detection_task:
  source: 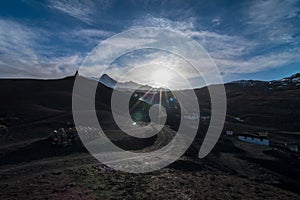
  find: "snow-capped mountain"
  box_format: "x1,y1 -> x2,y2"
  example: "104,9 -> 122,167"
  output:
99,72 -> 300,91
99,74 -> 154,91
230,73 -> 300,90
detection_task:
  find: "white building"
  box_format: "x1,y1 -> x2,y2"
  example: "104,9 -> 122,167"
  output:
286,144 -> 299,152
226,130 -> 234,136
238,135 -> 269,146
292,77 -> 300,83
235,117 -> 243,122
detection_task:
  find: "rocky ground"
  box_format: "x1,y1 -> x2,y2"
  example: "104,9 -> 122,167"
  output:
1,132 -> 300,200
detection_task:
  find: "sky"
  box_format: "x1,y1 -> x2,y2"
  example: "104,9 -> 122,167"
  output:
0,0 -> 299,86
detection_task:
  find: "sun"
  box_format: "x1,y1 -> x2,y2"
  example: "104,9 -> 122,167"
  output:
151,68 -> 173,88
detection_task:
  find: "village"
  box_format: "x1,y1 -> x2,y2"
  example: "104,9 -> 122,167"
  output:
47,120 -> 300,164
224,129 -> 300,161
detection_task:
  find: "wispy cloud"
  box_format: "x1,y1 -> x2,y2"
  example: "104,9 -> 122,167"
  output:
61,28 -> 115,46
47,0 -> 95,24
247,0 -> 299,25
129,14 -> 300,79
39,55 -> 82,77
246,0 -> 300,43
46,0 -> 113,24
0,19 -> 82,78
0,19 -> 40,76
130,14 -> 195,31
216,49 -> 300,74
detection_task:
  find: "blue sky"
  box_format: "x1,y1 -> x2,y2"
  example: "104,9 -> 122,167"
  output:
0,0 -> 299,84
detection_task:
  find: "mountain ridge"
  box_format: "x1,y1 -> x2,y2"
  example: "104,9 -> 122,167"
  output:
99,72 -> 300,91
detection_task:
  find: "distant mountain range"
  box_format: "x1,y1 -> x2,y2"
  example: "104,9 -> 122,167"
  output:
99,73 -> 300,91
231,73 -> 300,91
99,74 -> 154,91
0,72 -> 299,135
96,72 -> 300,131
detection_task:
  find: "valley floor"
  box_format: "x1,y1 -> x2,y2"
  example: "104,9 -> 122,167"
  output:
1,133 -> 300,200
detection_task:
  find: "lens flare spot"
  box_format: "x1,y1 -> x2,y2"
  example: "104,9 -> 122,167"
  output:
133,112 -> 143,121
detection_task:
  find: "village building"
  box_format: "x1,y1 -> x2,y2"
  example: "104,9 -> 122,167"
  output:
237,132 -> 269,146
275,143 -> 299,152
287,144 -> 299,152
235,117 -> 243,122
225,130 -> 234,136
49,127 -> 79,147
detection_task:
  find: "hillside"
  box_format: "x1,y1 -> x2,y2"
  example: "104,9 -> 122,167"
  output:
0,73 -> 299,145
0,73 -> 300,199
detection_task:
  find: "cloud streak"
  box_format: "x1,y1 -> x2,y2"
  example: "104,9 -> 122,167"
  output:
0,19 -> 82,78
46,0 -> 113,24
47,0 -> 96,24
245,0 -> 300,44
130,14 -> 300,80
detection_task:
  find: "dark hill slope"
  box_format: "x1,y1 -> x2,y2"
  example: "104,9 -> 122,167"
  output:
0,74 -> 299,146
